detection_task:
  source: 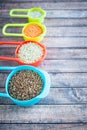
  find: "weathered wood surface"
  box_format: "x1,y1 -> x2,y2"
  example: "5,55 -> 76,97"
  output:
1,0 -> 87,2
0,124 -> 87,130
1,10 -> 87,18
1,60 -> 87,72
1,124 -> 87,130
0,37 -> 87,47
0,105 -> 87,123
1,2 -> 87,9
1,1 -> 87,130
1,18 -> 87,27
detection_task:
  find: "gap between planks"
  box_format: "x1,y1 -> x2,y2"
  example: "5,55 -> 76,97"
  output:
0,123 -> 87,130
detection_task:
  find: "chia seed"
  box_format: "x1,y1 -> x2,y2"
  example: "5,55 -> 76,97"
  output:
8,70 -> 43,100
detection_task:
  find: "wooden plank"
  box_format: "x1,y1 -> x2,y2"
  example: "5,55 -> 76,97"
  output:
1,27 -> 87,37
47,48 -> 87,59
1,10 -> 87,18
1,60 -> 87,72
0,105 -> 87,123
1,2 -> 87,9
1,47 -> 87,59
0,88 -> 87,105
43,37 -> 87,48
0,38 -> 87,48
47,27 -> 87,37
0,60 -> 18,66
0,124 -> 87,130
1,72 -> 87,88
40,60 -> 87,72
50,73 -> 87,87
1,0 -> 87,2
1,18 -> 87,26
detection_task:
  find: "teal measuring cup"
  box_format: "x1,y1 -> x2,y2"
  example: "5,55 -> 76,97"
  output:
0,65 -> 51,107
10,8 -> 46,23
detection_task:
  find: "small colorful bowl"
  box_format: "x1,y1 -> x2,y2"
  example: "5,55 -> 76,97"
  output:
0,40 -> 47,66
0,65 -> 51,107
10,7 -> 46,23
2,22 -> 46,42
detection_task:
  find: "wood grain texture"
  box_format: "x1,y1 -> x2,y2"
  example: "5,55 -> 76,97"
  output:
0,124 -> 87,130
1,60 -> 87,72
40,60 -> 87,72
1,18 -> 87,26
0,0 -> 87,128
0,38 -> 87,48
1,0 -> 87,2
0,88 -> 87,105
1,10 -> 87,18
1,2 -> 87,9
0,105 -> 87,123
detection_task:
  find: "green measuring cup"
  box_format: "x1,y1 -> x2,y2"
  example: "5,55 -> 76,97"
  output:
10,7 -> 46,23
2,22 -> 46,42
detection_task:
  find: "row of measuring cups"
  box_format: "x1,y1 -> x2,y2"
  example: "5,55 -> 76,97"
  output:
2,8 -> 46,42
0,8 -> 51,107
2,8 -> 47,67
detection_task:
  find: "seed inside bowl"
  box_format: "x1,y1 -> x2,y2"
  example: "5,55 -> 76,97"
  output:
29,11 -> 42,18
24,24 -> 43,37
8,70 -> 43,100
18,42 -> 43,63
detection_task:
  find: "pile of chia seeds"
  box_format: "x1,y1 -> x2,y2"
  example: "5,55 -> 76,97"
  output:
8,70 -> 43,100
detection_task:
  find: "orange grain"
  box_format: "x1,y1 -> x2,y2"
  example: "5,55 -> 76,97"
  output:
24,24 -> 43,37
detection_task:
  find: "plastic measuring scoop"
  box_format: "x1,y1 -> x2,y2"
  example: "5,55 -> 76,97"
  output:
10,8 -> 46,23
2,22 -> 46,42
0,40 -> 47,66
0,65 -> 51,106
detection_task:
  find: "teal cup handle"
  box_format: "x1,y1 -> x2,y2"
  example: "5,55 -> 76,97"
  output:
0,66 -> 16,98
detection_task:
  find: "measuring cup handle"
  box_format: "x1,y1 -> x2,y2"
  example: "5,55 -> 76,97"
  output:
2,23 -> 26,36
0,66 -> 16,71
0,93 -> 9,98
0,66 -> 16,98
0,41 -> 21,45
39,70 -> 51,98
0,56 -> 19,62
10,9 -> 29,18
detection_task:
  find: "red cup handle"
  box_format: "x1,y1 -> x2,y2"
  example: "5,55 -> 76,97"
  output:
0,41 -> 21,45
0,56 -> 19,62
0,41 -> 21,62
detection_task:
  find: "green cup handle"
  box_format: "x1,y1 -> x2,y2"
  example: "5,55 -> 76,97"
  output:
10,9 -> 29,18
2,23 -> 26,36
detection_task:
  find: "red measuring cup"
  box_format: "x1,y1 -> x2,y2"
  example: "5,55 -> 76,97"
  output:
0,41 -> 47,66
